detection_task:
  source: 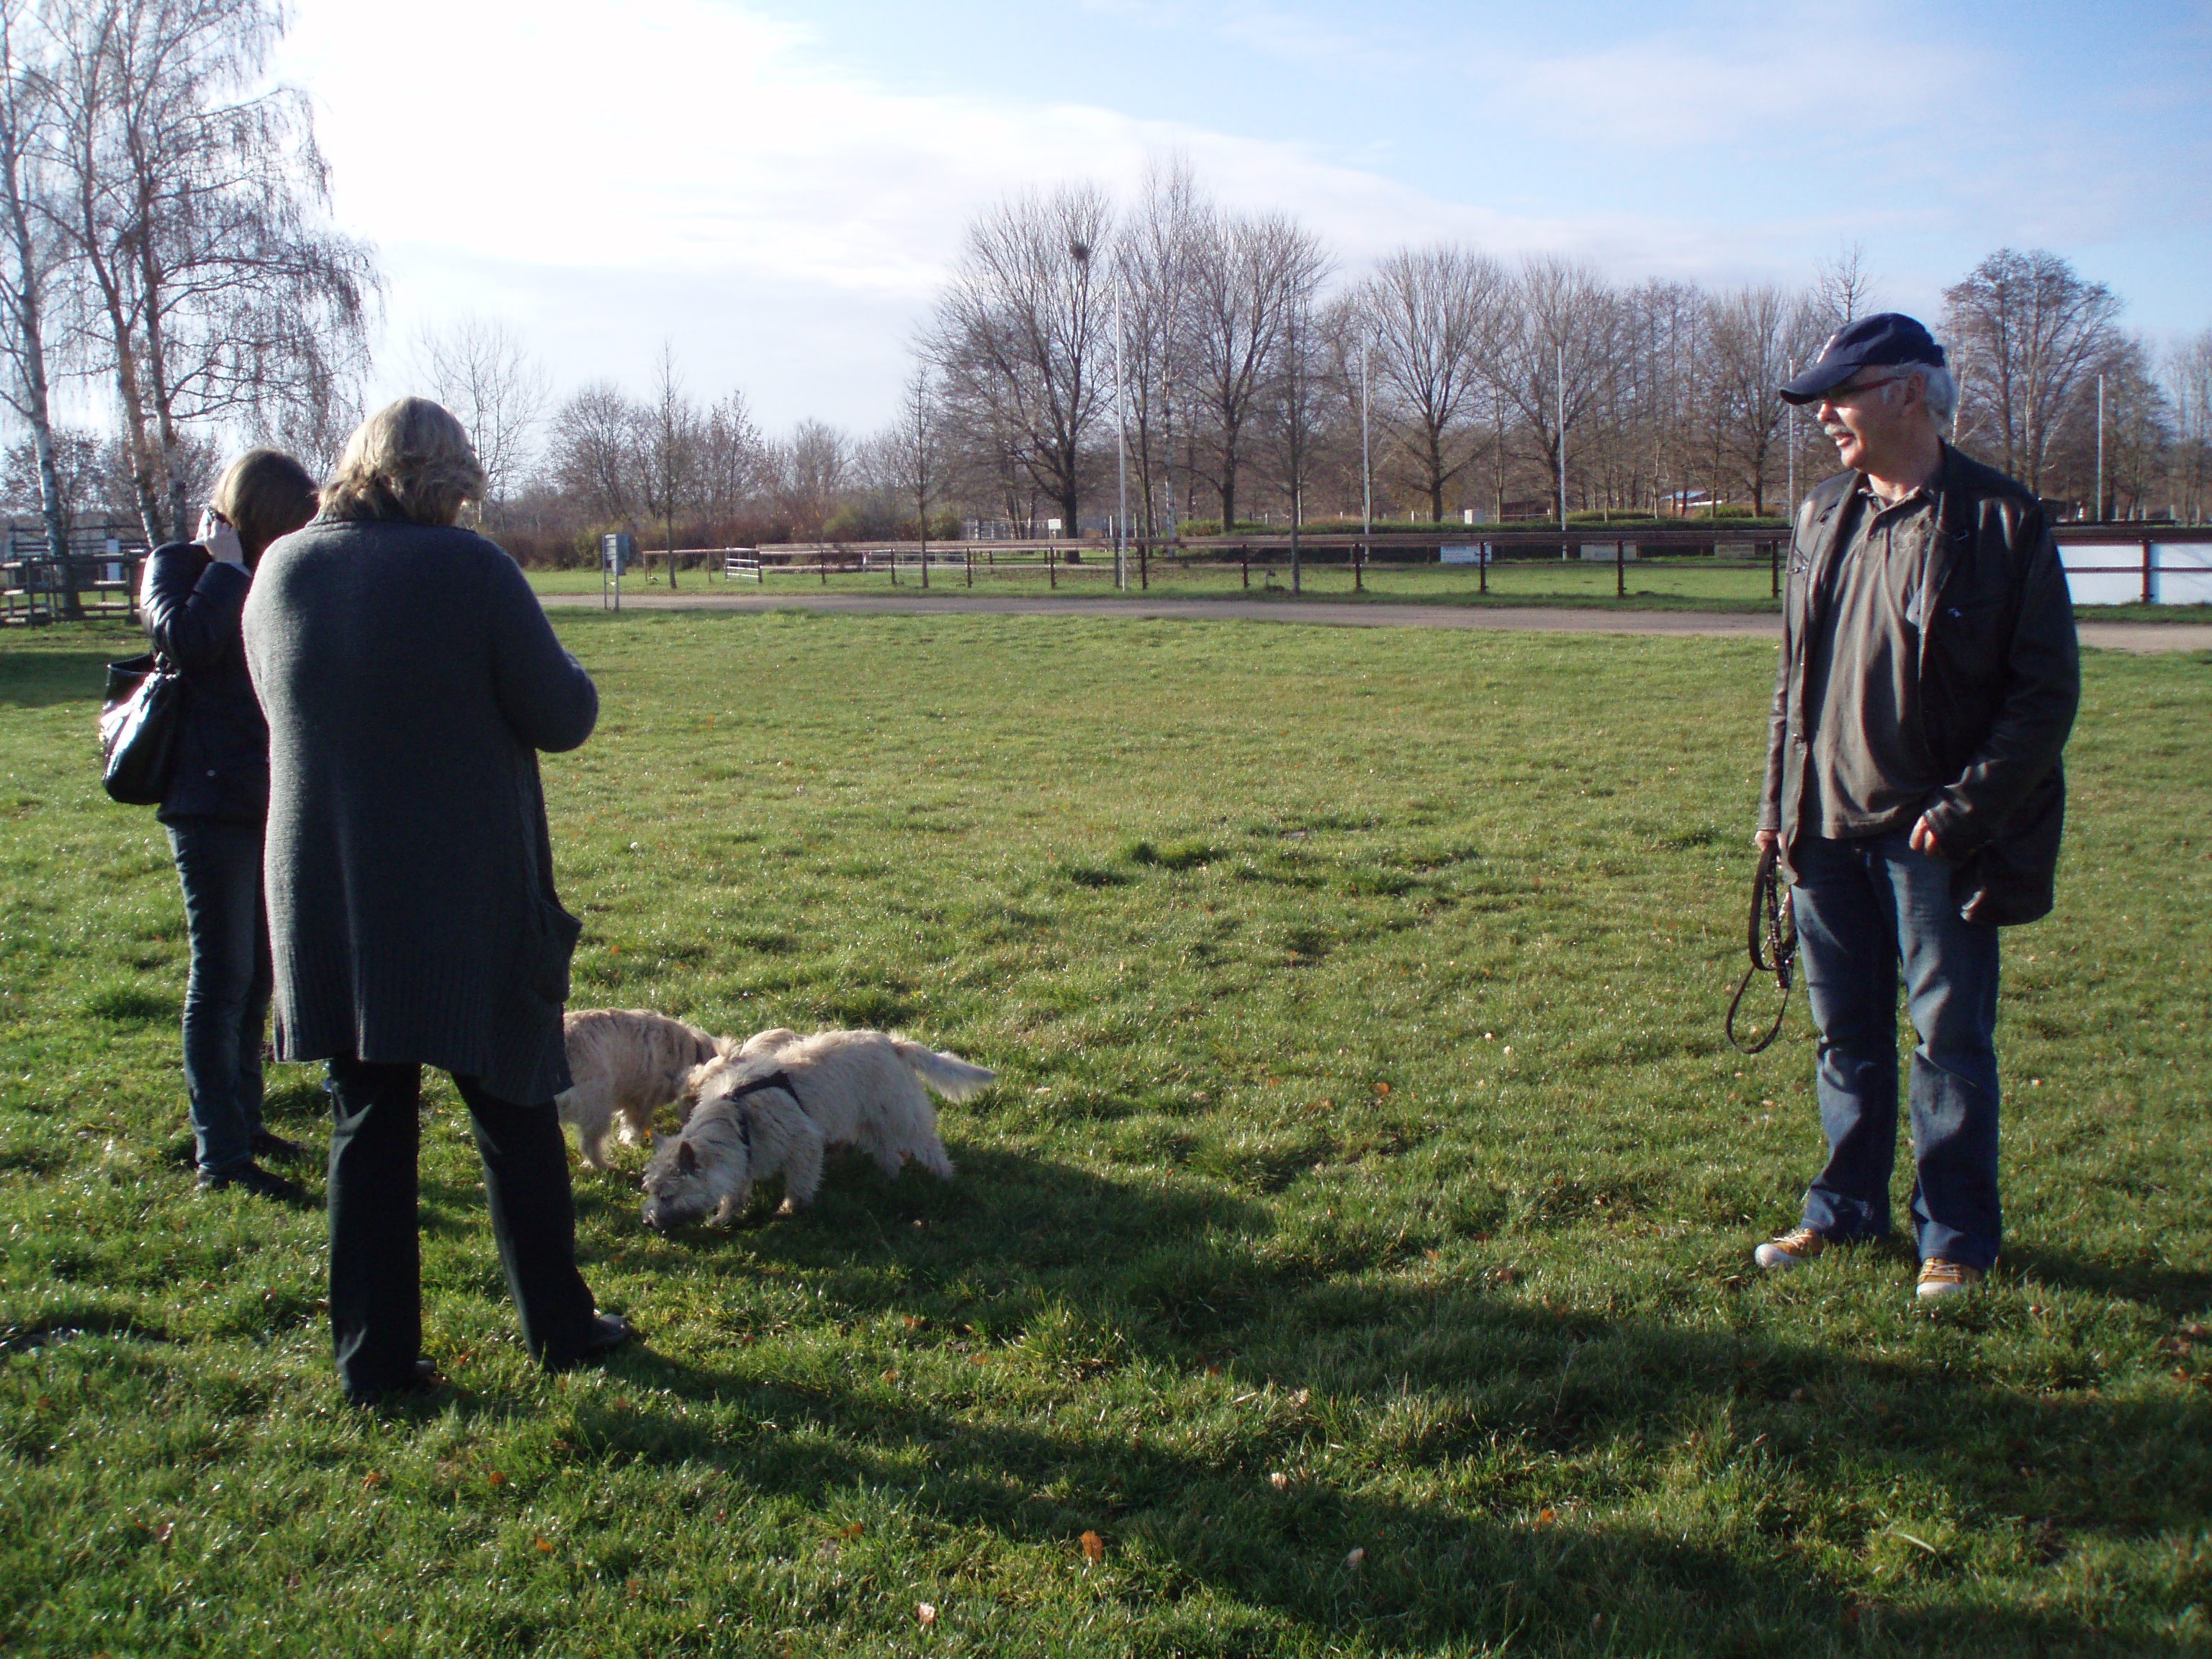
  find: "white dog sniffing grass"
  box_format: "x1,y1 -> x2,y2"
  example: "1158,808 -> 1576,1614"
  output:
554,1008 -> 719,1169
640,1029 -> 992,1228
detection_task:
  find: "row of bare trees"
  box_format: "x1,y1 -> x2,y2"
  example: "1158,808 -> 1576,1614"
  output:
400,213 -> 2212,573
913,161 -> 2211,537
13,115 -> 2203,569
0,0 -> 373,595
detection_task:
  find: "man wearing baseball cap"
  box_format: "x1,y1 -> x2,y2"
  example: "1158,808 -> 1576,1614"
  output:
1751,313 -> 2079,1301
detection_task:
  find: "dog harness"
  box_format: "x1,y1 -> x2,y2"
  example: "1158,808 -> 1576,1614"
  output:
714,1069 -> 797,1151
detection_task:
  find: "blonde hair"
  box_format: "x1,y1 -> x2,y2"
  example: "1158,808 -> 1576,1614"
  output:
322,397 -> 487,527
211,448 -> 319,563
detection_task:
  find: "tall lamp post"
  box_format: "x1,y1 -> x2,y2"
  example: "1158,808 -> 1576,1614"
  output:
1556,341 -> 1568,558
2095,372 -> 2107,522
1114,288 -> 1130,591
1359,334 -> 1372,593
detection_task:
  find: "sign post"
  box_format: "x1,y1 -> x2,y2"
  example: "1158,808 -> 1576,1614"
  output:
601,532 -> 634,611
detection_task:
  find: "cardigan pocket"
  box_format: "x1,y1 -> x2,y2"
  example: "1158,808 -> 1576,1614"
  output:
526,896 -> 584,1005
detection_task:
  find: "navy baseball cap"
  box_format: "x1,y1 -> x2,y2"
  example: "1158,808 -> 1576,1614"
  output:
1779,313 -> 1946,405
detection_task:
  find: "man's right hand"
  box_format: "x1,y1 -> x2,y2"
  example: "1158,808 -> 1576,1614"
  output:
1753,830 -> 1778,855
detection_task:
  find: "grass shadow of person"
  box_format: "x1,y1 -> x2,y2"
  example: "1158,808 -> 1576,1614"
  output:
570,1143 -> 2211,1656
2002,1241 -> 2212,1319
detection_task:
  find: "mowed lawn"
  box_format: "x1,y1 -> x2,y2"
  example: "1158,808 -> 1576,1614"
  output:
524,556 -> 1789,610
0,612 -> 2206,1658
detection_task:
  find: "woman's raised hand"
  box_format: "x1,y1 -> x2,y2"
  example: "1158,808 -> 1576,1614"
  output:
197,508 -> 246,567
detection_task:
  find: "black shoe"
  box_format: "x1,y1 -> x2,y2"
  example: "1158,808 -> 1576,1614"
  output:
546,1312 -> 634,1372
197,1161 -> 306,1203
251,1130 -> 310,1164
345,1357 -> 443,1406
584,1312 -> 633,1355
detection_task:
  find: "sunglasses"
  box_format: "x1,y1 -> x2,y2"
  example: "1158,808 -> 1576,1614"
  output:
1818,373 -> 1906,405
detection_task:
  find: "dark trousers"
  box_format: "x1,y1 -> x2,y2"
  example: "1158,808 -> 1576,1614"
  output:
1791,829 -> 2004,1269
166,817 -> 272,1178
325,1057 -> 597,1398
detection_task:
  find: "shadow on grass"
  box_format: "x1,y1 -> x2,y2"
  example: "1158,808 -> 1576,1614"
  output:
0,648 -> 120,709
2005,1243 -> 2212,1318
423,1143 -> 2208,1657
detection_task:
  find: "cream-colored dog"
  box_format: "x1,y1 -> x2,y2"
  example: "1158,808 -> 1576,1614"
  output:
554,1008 -> 719,1169
639,1028 -> 992,1228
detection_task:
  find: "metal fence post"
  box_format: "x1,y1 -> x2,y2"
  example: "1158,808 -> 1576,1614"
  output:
1616,539 -> 1625,598
1771,537 -> 1781,599
2143,539 -> 2154,606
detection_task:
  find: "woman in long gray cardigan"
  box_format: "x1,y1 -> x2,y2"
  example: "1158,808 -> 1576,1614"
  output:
244,397 -> 626,1401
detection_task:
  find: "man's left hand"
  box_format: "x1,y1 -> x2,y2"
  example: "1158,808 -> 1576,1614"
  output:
1910,814 -> 1943,858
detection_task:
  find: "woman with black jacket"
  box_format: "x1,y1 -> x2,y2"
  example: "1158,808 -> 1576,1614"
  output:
141,449 -> 320,1200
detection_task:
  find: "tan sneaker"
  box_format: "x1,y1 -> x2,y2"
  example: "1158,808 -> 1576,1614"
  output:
1916,1259 -> 1983,1302
1754,1227 -> 1828,1272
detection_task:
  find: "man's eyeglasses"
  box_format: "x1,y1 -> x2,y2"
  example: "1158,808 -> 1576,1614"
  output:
1819,373 -> 1905,405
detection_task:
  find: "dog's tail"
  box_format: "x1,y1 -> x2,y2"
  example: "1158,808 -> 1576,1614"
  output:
890,1038 -> 996,1102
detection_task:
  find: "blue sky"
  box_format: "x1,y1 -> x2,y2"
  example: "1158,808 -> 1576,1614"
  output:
278,0 -> 2212,432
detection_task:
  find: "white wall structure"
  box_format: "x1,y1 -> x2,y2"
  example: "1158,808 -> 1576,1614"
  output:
2057,539 -> 2212,606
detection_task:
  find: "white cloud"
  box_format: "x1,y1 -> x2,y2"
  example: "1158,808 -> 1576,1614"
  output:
272,0 -> 2208,436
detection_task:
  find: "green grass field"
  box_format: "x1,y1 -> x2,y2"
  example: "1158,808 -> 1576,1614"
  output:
525,554 -> 1790,610
1,613 -> 2207,1657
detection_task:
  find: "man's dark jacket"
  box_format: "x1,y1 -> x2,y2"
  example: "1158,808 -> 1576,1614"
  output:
141,541 -> 268,824
1760,443 -> 2080,926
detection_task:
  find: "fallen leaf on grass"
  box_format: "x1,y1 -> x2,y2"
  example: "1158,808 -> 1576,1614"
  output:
916,1602 -> 937,1627
1269,1472 -> 1289,1491
361,1471 -> 386,1491
534,1537 -> 554,1553
1080,1530 -> 1105,1563
152,1522 -> 174,1544
487,1471 -> 506,1487
1344,1547 -> 1365,1568
1373,1082 -> 1391,1095
1534,1508 -> 1557,1530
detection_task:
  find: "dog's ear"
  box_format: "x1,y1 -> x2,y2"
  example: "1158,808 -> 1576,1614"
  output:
675,1140 -> 698,1174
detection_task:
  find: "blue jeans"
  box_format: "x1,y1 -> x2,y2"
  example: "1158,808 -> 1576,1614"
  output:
1791,830 -> 2003,1269
166,817 -> 272,1179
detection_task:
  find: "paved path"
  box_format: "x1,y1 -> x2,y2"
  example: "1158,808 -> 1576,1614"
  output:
539,589 -> 2211,654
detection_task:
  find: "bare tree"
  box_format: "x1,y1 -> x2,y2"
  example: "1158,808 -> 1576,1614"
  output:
635,342 -> 699,585
1187,206 -> 1326,531
2167,329 -> 2212,523
928,183 -> 1111,541
1112,153 -> 1198,543
696,387 -> 762,544
1812,242 -> 1881,333
772,418 -> 849,542
1268,281 -> 1330,590
898,361 -> 943,586
1490,257 -> 1622,524
549,379 -> 637,529
1358,244 -> 1502,521
1704,284 -> 1824,514
0,0 -> 66,581
41,0 -> 378,544
415,315 -> 547,526
1943,248 -> 2122,495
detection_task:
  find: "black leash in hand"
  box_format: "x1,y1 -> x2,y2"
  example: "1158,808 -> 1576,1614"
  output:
1726,842 -> 1797,1055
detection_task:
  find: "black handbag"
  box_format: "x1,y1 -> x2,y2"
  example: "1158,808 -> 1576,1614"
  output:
99,652 -> 184,805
